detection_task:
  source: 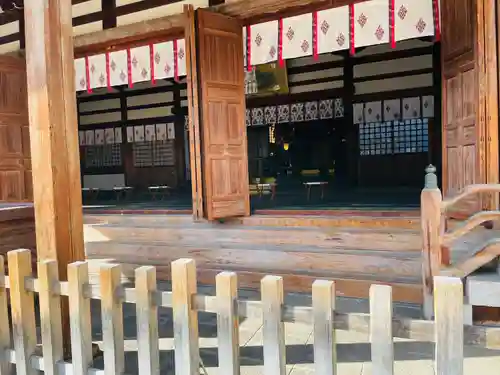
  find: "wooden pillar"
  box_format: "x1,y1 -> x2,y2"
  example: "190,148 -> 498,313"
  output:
343,51 -> 356,186
420,164 -> 444,319
24,0 -> 85,352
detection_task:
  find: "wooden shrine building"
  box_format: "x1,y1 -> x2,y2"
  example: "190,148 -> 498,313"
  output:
0,0 -> 498,312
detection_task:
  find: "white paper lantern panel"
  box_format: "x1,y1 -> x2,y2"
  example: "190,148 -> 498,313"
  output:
250,21 -> 279,66
104,128 -> 115,144
85,130 -> 94,145
78,131 -> 85,146
88,54 -> 107,89
395,0 -> 434,41
153,41 -> 175,80
126,127 -> 134,143
167,123 -> 176,140
282,14 -> 313,60
108,50 -> 129,87
353,0 -> 390,48
402,97 -> 421,119
364,101 -> 382,123
95,129 -> 105,145
176,39 -> 187,78
422,95 -> 434,118
353,103 -> 365,124
317,6 -> 350,54
74,58 -> 87,92
114,128 -> 123,143
145,125 -> 156,141
134,125 -> 145,142
130,45 -> 152,83
383,99 -> 401,120
156,124 -> 167,140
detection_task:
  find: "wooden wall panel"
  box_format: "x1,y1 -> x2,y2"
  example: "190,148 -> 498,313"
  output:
441,0 -> 474,65
0,56 -> 30,202
440,0 -> 498,214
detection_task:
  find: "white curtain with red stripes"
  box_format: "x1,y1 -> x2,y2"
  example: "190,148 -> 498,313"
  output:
74,0 -> 440,92
75,38 -> 187,92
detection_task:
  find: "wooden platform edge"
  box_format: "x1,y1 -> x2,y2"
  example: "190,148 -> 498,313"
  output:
87,260 -> 423,304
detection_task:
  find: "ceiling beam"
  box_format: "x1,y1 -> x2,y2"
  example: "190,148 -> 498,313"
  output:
74,12 -> 184,56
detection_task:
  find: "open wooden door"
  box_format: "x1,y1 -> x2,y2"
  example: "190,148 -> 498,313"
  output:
0,56 -> 32,202
441,0 -> 498,214
185,7 -> 250,220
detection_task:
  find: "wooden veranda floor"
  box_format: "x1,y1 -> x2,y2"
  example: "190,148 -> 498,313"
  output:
83,209 -> 425,303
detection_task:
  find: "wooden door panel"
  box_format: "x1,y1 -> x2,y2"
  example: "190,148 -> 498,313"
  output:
441,0 -> 484,215
0,57 -> 32,202
441,0 -> 474,64
446,147 -> 461,195
0,171 -> 25,200
195,8 -> 250,220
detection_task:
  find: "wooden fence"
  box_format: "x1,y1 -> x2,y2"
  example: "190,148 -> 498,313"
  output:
3,249 -> 500,375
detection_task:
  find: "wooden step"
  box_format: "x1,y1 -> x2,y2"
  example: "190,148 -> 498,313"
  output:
85,241 -> 421,281
466,273 -> 500,308
83,213 -> 421,230
85,223 -> 421,252
86,255 -> 423,304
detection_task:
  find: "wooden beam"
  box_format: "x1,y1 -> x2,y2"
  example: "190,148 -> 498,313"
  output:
24,0 -> 85,353
74,13 -> 185,56
218,0 -> 365,23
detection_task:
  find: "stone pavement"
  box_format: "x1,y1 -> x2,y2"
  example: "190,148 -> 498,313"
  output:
88,282 -> 500,375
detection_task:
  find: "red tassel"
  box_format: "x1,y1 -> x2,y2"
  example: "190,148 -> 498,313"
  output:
84,55 -> 92,93
105,52 -> 111,92
246,25 -> 252,72
127,48 -> 133,89
390,0 -> 396,48
173,39 -> 179,82
349,4 -> 355,56
433,0 -> 441,41
149,43 -> 156,85
278,18 -> 284,67
312,11 -> 318,60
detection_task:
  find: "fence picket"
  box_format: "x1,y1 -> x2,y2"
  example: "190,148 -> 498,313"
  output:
38,260 -> 64,375
261,275 -> 286,375
135,266 -> 160,375
68,261 -> 93,375
370,285 -> 394,375
172,259 -> 199,375
434,276 -> 463,375
0,256 -> 10,375
100,264 -> 125,375
312,280 -> 336,375
0,249 -> 491,375
216,272 -> 239,375
8,249 -> 37,375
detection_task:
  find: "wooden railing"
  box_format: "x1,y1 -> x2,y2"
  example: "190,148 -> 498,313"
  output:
2,248 -> 500,375
420,165 -> 500,318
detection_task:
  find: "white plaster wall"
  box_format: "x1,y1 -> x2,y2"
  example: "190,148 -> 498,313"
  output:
285,39 -> 434,96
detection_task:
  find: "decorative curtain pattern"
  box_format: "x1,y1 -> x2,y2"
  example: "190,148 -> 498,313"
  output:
75,0 -> 438,91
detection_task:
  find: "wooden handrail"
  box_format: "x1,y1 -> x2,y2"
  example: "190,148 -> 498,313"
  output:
421,165 -> 500,319
442,210 -> 500,246
439,239 -> 500,278
442,184 -> 500,211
